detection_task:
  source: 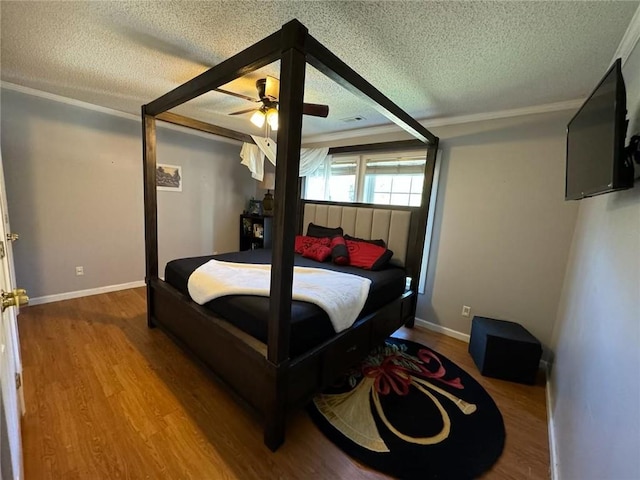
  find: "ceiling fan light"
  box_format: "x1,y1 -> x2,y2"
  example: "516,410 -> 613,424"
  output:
250,110 -> 265,128
266,108 -> 278,130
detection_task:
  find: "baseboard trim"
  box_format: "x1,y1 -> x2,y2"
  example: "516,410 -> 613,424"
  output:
414,317 -> 549,370
414,317 -> 471,343
545,363 -> 559,480
28,281 -> 146,306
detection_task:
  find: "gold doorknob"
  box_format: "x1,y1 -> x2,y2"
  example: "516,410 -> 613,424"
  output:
6,233 -> 19,242
1,289 -> 29,312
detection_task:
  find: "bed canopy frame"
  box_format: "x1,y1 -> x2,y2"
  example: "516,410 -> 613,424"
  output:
142,19 -> 439,450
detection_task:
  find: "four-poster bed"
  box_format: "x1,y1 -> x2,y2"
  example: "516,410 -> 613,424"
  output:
142,19 -> 439,451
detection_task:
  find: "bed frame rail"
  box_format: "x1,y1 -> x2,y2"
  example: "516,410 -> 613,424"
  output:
148,278 -> 414,420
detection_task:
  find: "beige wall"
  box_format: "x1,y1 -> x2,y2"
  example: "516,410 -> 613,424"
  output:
420,112 -> 578,352
308,110 -> 579,353
549,42 -> 640,479
0,89 -> 255,298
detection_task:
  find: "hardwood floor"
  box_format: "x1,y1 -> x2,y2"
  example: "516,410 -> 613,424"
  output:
19,288 -> 550,479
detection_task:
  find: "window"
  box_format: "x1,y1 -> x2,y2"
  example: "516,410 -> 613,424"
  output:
328,157 -> 357,202
363,156 -> 426,206
304,151 -> 427,206
303,147 -> 442,296
305,155 -> 358,202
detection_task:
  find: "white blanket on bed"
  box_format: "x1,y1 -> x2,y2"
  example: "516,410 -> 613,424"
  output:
187,260 -> 372,333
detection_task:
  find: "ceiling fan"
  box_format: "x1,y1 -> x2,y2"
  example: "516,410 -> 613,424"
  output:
215,76 -> 329,130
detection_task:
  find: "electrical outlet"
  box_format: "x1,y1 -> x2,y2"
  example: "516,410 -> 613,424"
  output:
462,305 -> 471,317
75,266 -> 84,276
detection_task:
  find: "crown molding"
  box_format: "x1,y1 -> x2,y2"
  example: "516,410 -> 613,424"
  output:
302,99 -> 583,145
305,6 -> 639,147
2,80 -> 583,147
612,3 -> 640,67
0,81 -> 243,145
1,81 -> 139,121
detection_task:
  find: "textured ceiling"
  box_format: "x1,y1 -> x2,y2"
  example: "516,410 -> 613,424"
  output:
1,1 -> 638,139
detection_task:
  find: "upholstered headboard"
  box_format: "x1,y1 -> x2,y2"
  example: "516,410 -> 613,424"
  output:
302,202 -> 412,267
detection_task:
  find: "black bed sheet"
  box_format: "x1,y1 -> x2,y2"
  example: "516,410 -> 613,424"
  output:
164,249 -> 406,357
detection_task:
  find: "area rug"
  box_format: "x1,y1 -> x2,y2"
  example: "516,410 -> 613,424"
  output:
308,337 -> 505,479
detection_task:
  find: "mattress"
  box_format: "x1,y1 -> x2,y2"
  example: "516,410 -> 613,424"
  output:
164,249 -> 406,357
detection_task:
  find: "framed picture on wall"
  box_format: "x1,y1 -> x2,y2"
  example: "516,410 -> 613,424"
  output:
157,164 -> 182,192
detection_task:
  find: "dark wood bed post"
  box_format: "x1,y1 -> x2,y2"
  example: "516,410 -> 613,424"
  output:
264,19 -> 308,451
141,18 -> 441,452
142,107 -> 158,328
142,21 -> 283,323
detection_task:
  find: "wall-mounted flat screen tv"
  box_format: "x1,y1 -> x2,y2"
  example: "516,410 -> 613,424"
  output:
565,58 -> 633,200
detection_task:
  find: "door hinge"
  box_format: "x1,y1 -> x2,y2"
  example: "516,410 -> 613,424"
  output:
15,372 -> 22,390
0,241 -> 4,259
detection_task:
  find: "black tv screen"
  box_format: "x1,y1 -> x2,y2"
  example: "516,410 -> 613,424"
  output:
565,58 -> 633,200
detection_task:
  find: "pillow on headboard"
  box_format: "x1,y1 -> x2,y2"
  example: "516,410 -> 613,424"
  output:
330,236 -> 349,265
346,239 -> 394,271
294,235 -> 331,254
307,223 -> 343,238
301,243 -> 332,262
344,234 -> 387,248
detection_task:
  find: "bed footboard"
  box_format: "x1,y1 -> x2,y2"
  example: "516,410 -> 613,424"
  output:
148,277 -> 414,450
149,278 -> 271,413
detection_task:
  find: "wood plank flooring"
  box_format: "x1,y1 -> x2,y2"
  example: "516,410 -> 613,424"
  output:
19,288 -> 550,479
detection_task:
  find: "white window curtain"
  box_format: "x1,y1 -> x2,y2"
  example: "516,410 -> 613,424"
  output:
304,155 -> 332,200
300,147 -> 331,176
240,137 -> 330,181
239,143 -> 265,181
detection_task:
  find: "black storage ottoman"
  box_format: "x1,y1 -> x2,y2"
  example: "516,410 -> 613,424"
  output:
469,316 -> 542,385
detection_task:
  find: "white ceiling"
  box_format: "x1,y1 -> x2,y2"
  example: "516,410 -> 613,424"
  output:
1,1 -> 638,140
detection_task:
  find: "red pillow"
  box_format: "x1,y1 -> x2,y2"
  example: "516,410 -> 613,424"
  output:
294,235 -> 330,254
346,239 -> 394,270
301,243 -> 332,262
330,236 -> 350,265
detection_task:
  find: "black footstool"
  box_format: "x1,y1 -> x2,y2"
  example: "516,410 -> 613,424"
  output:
469,316 -> 542,385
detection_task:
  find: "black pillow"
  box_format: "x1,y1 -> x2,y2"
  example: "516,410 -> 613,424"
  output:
344,234 -> 387,248
307,223 -> 343,238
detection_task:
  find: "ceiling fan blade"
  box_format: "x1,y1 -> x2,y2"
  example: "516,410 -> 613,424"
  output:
215,88 -> 260,103
263,76 -> 328,117
228,107 -> 258,116
303,103 -> 330,118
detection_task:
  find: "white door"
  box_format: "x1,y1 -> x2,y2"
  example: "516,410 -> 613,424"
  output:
0,147 -> 25,480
